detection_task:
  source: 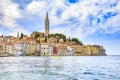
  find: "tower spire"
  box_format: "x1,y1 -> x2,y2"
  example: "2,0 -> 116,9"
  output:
45,12 -> 49,25
46,12 -> 48,18
45,12 -> 49,42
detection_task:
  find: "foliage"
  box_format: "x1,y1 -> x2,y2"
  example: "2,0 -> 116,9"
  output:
48,34 -> 55,38
45,36 -> 47,42
19,33 -> 24,39
49,33 -> 66,42
35,33 -> 40,39
71,38 -> 83,45
33,33 -> 40,43
49,33 -> 83,45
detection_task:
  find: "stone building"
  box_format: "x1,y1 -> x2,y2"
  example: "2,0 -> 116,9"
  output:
40,43 -> 53,55
85,45 -> 106,56
0,42 -> 5,54
31,12 -> 50,43
49,37 -> 57,43
54,43 -> 67,56
31,31 -> 44,39
29,40 -> 36,55
71,45 -> 85,56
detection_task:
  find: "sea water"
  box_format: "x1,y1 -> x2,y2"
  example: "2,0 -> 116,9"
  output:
0,56 -> 120,80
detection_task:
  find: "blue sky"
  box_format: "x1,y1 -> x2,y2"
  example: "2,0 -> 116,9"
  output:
0,0 -> 120,55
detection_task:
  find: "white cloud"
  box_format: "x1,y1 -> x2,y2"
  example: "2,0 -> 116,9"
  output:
0,0 -> 22,28
104,15 -> 120,33
0,0 -> 119,54
51,27 -> 70,34
37,0 -> 120,39
0,0 -> 29,37
25,1 -> 46,15
1,0 -> 119,40
2,17 -> 18,28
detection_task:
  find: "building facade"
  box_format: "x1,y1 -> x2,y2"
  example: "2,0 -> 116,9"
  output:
40,43 -> 53,55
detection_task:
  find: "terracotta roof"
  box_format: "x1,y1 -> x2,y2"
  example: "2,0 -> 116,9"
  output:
54,43 -> 67,47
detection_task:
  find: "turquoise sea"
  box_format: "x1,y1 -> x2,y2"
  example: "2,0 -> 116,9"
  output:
0,56 -> 120,80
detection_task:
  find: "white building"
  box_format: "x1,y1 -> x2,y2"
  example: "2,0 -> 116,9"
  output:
22,41 -> 30,55
40,43 -> 53,55
35,43 -> 41,55
14,41 -> 23,56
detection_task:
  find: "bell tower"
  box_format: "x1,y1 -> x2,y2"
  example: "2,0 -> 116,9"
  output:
45,12 -> 49,42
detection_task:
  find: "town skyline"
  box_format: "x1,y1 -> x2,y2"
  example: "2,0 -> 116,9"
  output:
0,0 -> 120,55
0,11 -> 106,57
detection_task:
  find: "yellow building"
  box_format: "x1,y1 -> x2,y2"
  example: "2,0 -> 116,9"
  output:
71,45 -> 84,56
29,41 -> 36,55
55,43 -> 67,56
92,45 -> 101,55
85,45 -> 92,56
40,38 -> 45,43
5,42 -> 14,55
29,41 -> 40,55
49,37 -> 57,43
0,42 -> 4,53
85,45 -> 106,56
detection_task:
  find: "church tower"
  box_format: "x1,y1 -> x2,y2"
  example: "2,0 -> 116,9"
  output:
45,12 -> 49,42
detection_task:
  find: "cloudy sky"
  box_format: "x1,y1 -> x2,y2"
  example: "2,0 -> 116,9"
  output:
0,0 -> 120,55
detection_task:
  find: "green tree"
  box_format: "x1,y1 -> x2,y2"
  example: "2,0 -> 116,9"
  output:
48,34 -> 55,38
71,38 -> 83,45
35,33 -> 40,39
20,33 -> 24,39
48,33 -> 83,45
45,36 -> 47,42
49,33 -> 66,42
34,33 -> 40,43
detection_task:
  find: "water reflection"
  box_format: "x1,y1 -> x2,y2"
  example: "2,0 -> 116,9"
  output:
41,57 -> 50,74
0,56 -> 120,80
41,57 -> 66,78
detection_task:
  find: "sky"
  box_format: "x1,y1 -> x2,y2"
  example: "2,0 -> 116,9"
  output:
0,0 -> 120,55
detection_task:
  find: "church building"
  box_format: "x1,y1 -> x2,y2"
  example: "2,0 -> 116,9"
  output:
31,12 -> 50,43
